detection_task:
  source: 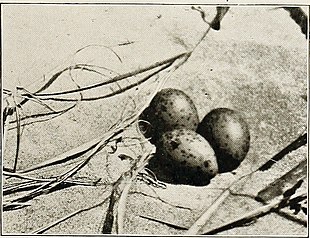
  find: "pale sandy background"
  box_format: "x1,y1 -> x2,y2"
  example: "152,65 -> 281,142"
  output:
2,4 -> 308,236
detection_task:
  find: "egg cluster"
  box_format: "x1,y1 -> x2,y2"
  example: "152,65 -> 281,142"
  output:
139,88 -> 250,186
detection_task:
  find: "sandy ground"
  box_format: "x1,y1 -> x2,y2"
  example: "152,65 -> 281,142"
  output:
2,4 -> 308,236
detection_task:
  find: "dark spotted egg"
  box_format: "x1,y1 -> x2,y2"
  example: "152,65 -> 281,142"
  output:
197,108 -> 250,173
138,88 -> 199,144
154,128 -> 218,186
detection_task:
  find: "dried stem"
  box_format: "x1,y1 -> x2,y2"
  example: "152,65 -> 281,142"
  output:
4,171 -> 54,182
8,103 -> 76,125
102,150 -> 155,234
17,136 -> 102,173
202,191 -> 306,235
4,131 -> 118,204
116,177 -> 132,234
34,53 -> 186,97
138,214 -> 188,230
12,97 -> 21,172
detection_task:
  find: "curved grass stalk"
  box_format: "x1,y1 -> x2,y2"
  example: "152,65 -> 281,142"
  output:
34,53 -> 186,97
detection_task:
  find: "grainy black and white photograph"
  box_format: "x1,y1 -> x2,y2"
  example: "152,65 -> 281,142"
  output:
1,2 -> 308,236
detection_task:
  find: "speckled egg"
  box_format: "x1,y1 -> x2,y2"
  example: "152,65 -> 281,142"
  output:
138,88 -> 199,144
197,108 -> 250,173
152,128 -> 218,186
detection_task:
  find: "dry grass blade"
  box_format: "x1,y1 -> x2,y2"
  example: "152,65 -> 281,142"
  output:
3,181 -> 46,195
259,132 -> 307,171
16,68 -> 68,109
3,105 -> 14,154
101,151 -> 155,234
256,158 -> 307,203
3,178 -> 102,196
17,136 -> 102,173
203,189 -> 306,235
34,53 -> 186,97
74,43 -> 123,63
69,67 -> 85,100
3,202 -> 32,210
102,191 -> 116,234
4,171 -> 54,182
131,190 -> 192,210
116,177 -> 132,234
33,61 -> 175,102
3,181 -> 55,205
32,195 -> 111,234
4,134 -> 114,205
12,98 -> 21,172
16,87 -> 57,112
184,190 -> 230,235
138,214 -> 188,230
8,104 -> 76,127
82,62 -> 173,102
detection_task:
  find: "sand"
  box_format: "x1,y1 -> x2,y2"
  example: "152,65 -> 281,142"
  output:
2,4 -> 308,236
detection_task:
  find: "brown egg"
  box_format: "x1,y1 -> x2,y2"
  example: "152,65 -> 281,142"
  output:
138,88 -> 199,144
148,128 -> 218,186
197,108 -> 250,173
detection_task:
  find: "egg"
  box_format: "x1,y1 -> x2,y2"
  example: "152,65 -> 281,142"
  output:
138,88 -> 199,144
148,128 -> 218,186
197,108 -> 250,173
